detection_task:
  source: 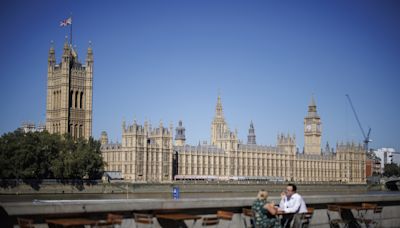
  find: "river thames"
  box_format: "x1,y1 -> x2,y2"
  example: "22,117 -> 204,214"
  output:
1,190 -> 399,203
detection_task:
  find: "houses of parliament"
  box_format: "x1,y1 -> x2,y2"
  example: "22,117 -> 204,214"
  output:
45,39 -> 366,184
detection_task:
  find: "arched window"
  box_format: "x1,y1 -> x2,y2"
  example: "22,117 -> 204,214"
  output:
56,90 -> 60,108
79,125 -> 83,138
75,91 -> 78,108
58,90 -> 61,109
74,124 -> 78,139
80,92 -> 84,109
76,91 -> 79,109
53,91 -> 56,109
55,91 -> 58,109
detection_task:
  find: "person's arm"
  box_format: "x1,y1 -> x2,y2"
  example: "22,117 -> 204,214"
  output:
264,202 -> 278,215
283,194 -> 301,213
279,192 -> 286,209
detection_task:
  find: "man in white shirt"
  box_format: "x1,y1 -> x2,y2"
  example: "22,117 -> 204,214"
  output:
278,183 -> 307,227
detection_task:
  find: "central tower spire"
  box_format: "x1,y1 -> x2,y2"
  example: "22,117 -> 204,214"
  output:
211,94 -> 227,145
215,95 -> 224,119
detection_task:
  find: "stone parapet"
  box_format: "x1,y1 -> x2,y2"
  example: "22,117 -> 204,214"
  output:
2,193 -> 400,216
1,193 -> 400,227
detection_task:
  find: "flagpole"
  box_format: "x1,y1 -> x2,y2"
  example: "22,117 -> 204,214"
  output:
70,15 -> 73,45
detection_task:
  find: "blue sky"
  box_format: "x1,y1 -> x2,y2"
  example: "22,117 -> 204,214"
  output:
1,0 -> 399,151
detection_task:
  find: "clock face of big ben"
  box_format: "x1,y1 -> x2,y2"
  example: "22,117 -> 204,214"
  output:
306,124 -> 312,132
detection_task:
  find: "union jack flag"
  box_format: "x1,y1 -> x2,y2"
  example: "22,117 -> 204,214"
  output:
60,17 -> 72,27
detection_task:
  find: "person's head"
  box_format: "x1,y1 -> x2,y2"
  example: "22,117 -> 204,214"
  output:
285,183 -> 297,197
257,189 -> 268,200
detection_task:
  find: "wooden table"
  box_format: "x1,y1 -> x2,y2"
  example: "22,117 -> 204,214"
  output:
337,205 -> 365,228
276,211 -> 296,228
46,218 -> 98,228
339,205 -> 375,219
156,213 -> 201,228
338,205 -> 376,228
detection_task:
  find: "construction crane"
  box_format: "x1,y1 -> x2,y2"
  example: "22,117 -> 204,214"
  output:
345,94 -> 372,153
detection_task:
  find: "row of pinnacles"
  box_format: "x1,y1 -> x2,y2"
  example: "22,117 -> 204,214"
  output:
277,133 -> 297,154
102,120 -> 174,182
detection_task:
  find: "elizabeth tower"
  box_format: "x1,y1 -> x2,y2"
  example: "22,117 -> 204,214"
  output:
304,96 -> 322,155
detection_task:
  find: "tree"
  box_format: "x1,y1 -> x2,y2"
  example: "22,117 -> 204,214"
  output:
78,137 -> 104,179
383,163 -> 400,177
0,131 -> 21,178
51,135 -> 104,179
0,130 -> 104,180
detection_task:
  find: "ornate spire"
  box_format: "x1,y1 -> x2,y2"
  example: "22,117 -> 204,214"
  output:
48,40 -> 55,63
86,41 -> 93,63
307,95 -> 319,117
62,36 -> 71,60
100,131 -> 108,145
215,95 -> 224,119
122,118 -> 126,131
175,120 -> 186,141
211,93 -> 228,146
247,121 -> 256,145
49,40 -> 55,52
63,36 -> 69,49
309,94 -> 316,107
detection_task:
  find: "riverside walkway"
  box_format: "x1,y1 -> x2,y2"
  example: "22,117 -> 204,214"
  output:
1,192 -> 400,227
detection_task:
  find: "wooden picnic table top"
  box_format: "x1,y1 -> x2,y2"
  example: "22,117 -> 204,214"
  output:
337,205 -> 375,211
156,213 -> 201,221
46,218 -> 98,227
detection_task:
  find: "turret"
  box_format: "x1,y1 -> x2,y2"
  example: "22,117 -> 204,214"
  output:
122,119 -> 126,132
247,121 -> 256,145
46,41 -> 56,128
86,41 -> 93,69
175,120 -> 186,146
48,41 -> 55,68
62,36 -> 71,63
100,131 -> 109,145
83,41 -> 94,138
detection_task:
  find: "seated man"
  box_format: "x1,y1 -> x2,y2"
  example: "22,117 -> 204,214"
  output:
278,183 -> 307,228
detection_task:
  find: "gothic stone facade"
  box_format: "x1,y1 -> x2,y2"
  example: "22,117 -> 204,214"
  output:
46,39 -> 93,139
101,96 -> 366,184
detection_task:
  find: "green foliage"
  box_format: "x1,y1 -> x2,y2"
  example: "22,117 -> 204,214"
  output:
383,163 -> 400,177
0,130 -> 104,180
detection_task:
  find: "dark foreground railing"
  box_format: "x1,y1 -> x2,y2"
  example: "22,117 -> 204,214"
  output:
385,179 -> 400,191
1,193 -> 400,228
